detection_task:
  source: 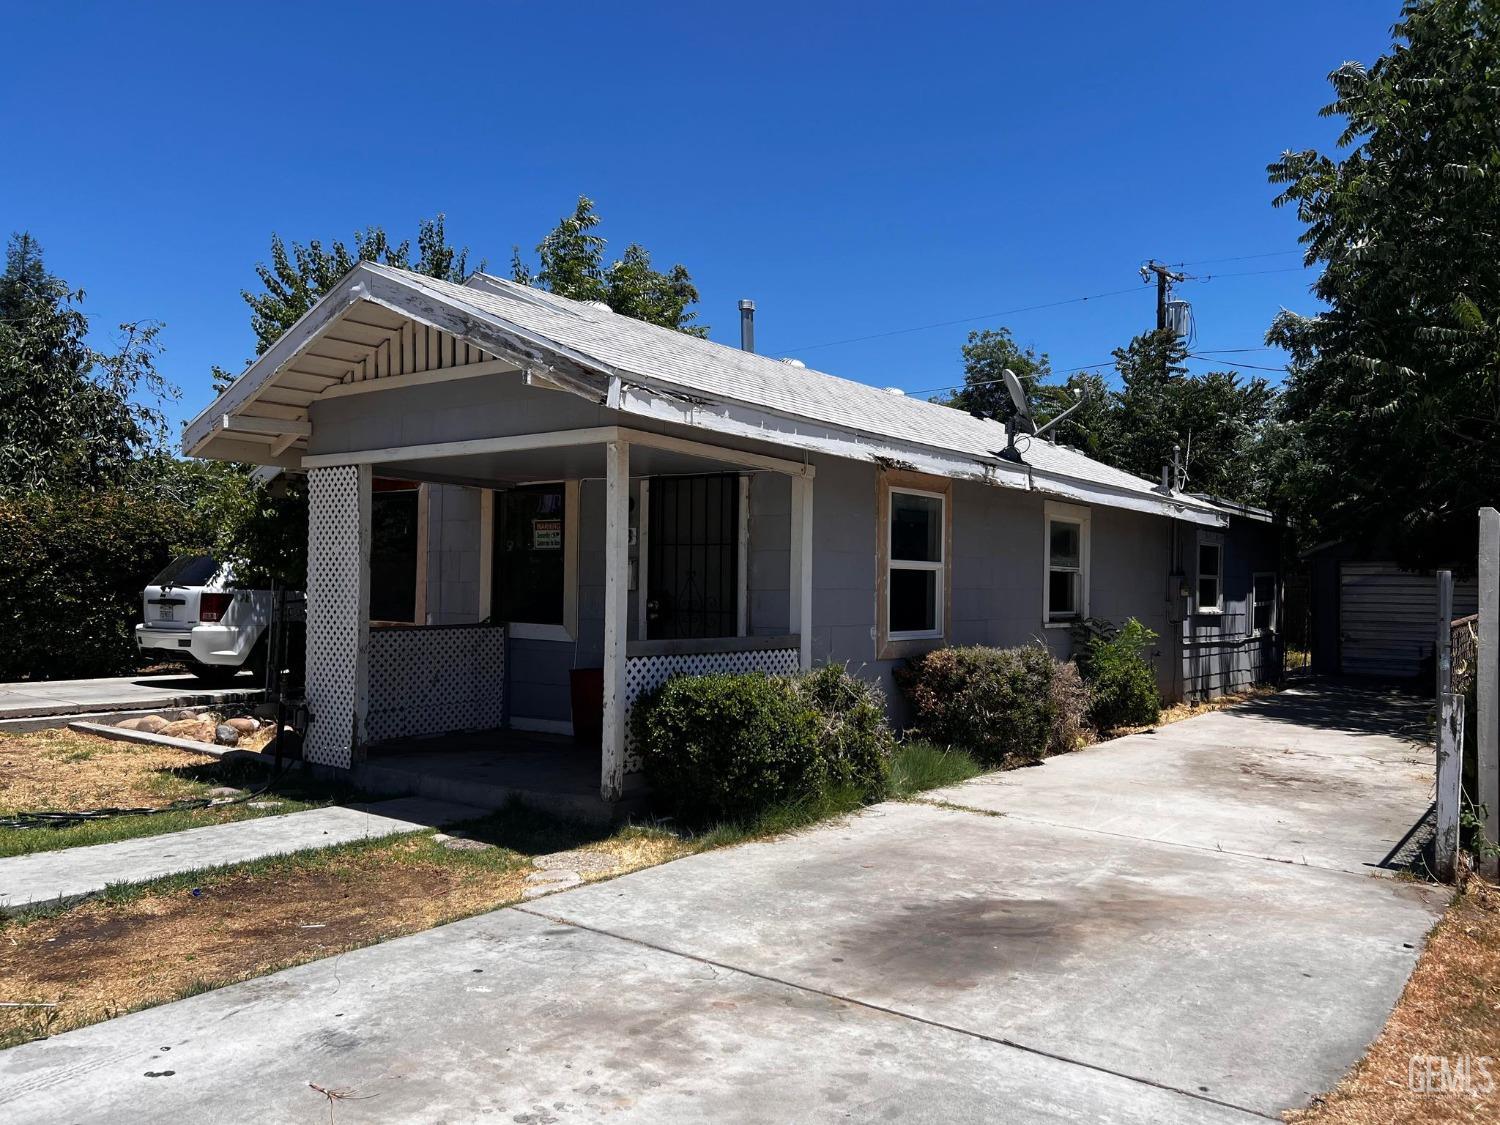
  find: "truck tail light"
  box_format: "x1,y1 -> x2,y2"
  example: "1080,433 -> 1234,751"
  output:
199,592 -> 233,622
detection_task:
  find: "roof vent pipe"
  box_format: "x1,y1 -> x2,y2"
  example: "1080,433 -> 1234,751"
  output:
738,299 -> 755,353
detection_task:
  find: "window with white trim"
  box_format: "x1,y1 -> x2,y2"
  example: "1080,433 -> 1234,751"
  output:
887,487 -> 944,638
1044,502 -> 1090,624
1196,540 -> 1224,613
1252,572 -> 1277,634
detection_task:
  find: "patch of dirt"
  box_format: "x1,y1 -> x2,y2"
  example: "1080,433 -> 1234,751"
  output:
1108,685 -> 1280,739
1288,879 -> 1500,1124
0,830 -> 692,1046
0,728 -> 217,812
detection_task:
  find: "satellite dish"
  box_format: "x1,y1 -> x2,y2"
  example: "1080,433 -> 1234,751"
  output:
1002,368 -> 1036,433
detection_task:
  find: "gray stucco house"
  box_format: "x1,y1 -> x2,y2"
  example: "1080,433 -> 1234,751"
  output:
187,263 -> 1280,807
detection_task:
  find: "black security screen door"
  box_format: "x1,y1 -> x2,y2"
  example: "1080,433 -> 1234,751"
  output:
647,474 -> 739,639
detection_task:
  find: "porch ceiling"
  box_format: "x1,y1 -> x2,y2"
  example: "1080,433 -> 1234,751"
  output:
368,440 -> 766,488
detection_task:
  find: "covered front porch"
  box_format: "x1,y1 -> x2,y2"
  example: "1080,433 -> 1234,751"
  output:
302,424 -> 815,813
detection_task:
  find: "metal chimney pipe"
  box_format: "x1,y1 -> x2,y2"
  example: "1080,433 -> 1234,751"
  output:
738,299 -> 756,353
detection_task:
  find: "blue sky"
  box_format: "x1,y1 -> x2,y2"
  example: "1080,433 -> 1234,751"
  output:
2,1 -> 1392,429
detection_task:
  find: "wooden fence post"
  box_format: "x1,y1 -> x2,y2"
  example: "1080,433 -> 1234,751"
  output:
1480,508 -> 1499,880
1435,691 -> 1463,883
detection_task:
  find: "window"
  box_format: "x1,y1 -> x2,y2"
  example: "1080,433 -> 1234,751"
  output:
1044,502 -> 1090,625
370,480 -> 421,623
645,474 -> 740,640
1196,540 -> 1223,613
887,487 -> 945,638
1253,572 -> 1277,634
494,484 -> 568,627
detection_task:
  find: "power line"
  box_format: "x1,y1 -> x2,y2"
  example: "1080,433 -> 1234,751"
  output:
1169,249 -> 1304,268
1186,352 -> 1288,372
772,285 -> 1144,354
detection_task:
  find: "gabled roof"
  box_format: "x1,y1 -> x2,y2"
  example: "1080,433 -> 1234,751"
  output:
187,262 -> 1230,525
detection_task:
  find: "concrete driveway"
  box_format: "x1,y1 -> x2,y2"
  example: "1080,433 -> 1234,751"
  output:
0,682 -> 1449,1123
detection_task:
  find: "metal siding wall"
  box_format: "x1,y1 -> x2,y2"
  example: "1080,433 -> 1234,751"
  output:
305,374 -> 612,456
1339,563 -> 1479,678
1181,519 -> 1281,700
748,473 -> 792,636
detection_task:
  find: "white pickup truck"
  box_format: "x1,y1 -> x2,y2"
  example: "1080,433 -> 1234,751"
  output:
135,555 -> 273,684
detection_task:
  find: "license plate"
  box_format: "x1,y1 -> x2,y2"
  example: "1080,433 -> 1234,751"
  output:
158,605 -> 175,621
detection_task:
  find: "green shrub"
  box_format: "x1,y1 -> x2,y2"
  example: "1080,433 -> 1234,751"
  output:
1070,617 -> 1161,730
893,644 -> 1087,764
632,665 -> 893,824
796,663 -> 894,798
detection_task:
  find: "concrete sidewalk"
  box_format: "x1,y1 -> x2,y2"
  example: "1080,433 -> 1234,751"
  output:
0,797 -> 485,912
0,683 -> 1450,1122
0,673 -> 259,726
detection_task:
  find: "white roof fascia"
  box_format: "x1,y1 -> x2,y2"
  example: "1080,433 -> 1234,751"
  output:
183,269 -> 375,453
615,379 -> 1030,490
1029,467 -> 1227,527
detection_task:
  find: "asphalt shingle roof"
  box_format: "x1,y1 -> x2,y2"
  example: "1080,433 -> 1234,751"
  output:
365,265 -> 1209,514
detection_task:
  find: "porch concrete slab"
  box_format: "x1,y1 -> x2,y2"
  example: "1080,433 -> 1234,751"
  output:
0,796 -> 486,913
0,674 -> 259,722
0,905 -> 1260,1125
919,684 -> 1435,875
539,801 -> 1448,1117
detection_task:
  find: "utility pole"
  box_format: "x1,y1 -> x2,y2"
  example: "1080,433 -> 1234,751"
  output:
1141,260 -> 1186,331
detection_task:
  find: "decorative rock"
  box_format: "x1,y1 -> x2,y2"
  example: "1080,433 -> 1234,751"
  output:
168,709 -> 199,721
205,787 -> 245,798
116,715 -> 170,733
224,717 -> 258,734
214,724 -> 240,747
441,838 -> 496,852
533,849 -> 617,876
159,718 -> 218,743
247,800 -> 284,810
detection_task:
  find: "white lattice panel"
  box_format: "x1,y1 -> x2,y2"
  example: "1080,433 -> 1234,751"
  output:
305,466 -> 364,768
622,648 -> 800,773
367,626 -> 506,743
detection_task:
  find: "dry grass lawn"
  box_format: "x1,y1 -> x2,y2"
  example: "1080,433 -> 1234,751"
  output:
1289,879 -> 1500,1124
0,820 -> 689,1047
0,727 -> 219,812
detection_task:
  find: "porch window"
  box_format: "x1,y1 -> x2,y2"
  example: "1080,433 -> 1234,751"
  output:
370,479 -> 421,624
494,484 -> 567,627
1197,540 -> 1224,613
1252,572 -> 1277,634
1044,501 -> 1090,625
888,488 -> 945,638
645,474 -> 740,639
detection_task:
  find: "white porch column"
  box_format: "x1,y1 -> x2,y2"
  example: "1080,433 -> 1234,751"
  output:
789,474 -> 814,670
601,440 -> 631,802
305,464 -> 372,769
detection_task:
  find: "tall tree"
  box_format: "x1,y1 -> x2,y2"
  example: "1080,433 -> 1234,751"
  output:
1267,0 -> 1500,564
0,233 -> 173,493
1109,331 -> 1274,500
512,196 -> 707,336
214,214 -> 477,391
941,328 -> 1053,419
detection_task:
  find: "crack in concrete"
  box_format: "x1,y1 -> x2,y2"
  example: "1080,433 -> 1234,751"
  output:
514,904 -> 1279,1122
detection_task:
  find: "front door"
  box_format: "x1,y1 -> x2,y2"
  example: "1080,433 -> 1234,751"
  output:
646,474 -> 739,639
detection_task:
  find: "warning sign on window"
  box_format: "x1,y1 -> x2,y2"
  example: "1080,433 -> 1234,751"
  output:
531,518 -> 562,551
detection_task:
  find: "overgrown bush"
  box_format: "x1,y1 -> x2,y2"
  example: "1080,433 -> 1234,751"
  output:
893,644 -> 1087,764
1070,617 -> 1161,730
0,490 -> 184,680
632,665 -> 893,824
